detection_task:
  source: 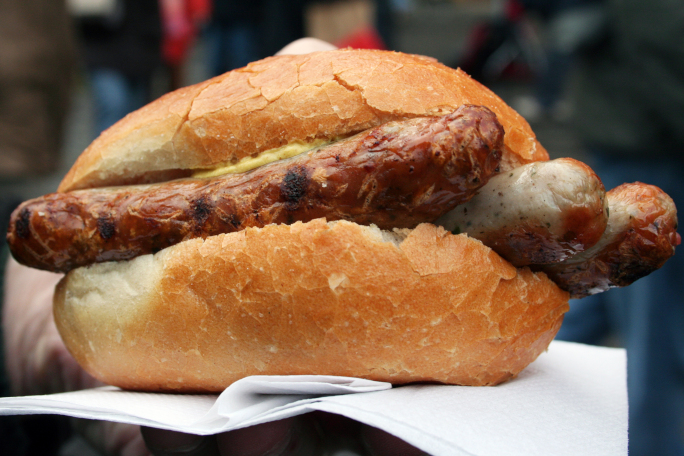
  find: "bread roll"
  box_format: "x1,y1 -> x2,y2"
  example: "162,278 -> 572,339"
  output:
58,49 -> 548,192
54,219 -> 569,393
49,48 -> 564,393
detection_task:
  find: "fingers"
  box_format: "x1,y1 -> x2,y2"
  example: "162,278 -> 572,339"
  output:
75,420 -> 151,456
2,258 -> 100,395
216,417 -> 296,456
3,258 -> 62,395
142,414 -> 425,456
276,38 -> 337,56
142,417 -> 318,456
361,424 -> 427,456
142,427 -> 219,456
312,412 -> 427,456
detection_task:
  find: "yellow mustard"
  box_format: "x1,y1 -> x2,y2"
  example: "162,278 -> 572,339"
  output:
192,139 -> 329,179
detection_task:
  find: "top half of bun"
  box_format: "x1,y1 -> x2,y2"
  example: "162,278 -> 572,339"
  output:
58,49 -> 548,193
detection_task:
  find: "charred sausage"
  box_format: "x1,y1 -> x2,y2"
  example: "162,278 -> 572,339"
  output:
8,105 -> 503,273
533,182 -> 680,298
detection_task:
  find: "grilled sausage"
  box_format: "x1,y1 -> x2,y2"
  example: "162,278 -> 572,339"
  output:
8,105 -> 503,273
533,182 -> 680,298
436,158 -> 609,266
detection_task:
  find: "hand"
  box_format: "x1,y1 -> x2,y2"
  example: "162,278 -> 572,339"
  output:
3,258 -> 151,456
275,38 -> 338,56
3,258 -> 91,396
141,411 -> 426,456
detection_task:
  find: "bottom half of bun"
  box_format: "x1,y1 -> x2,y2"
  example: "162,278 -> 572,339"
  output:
53,218 -> 569,393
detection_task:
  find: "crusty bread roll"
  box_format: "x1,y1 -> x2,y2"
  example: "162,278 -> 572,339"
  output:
44,48 -> 568,393
58,49 -> 548,192
54,219 -> 568,393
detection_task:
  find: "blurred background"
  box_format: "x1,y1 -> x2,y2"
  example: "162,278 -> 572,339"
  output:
2,1 -> 683,455
0,0 -> 590,204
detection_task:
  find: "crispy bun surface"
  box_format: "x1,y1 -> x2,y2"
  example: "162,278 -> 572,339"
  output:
58,49 -> 547,192
54,219 -> 569,393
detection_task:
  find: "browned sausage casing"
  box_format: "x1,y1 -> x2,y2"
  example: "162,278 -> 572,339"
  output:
534,182 -> 680,298
8,105 -> 503,273
436,158 -> 608,266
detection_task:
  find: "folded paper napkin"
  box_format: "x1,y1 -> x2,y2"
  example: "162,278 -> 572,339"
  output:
0,340 -> 627,456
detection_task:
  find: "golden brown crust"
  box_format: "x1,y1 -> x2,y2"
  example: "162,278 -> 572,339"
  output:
58,49 -> 547,192
54,219 -> 568,392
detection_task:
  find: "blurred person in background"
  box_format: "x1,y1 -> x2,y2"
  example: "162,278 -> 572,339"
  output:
205,0 -> 309,72
457,0 -> 547,84
160,0 -> 212,91
0,0 -> 76,179
205,1 -> 265,77
554,1 -> 684,455
0,3 -> 78,454
513,0 -> 606,123
75,0 -> 163,137
305,0 -> 389,51
261,0 -> 309,57
204,0 -> 394,79
458,0 -> 605,123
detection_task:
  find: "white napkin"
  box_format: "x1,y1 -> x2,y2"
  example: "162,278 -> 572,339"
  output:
0,341 -> 627,456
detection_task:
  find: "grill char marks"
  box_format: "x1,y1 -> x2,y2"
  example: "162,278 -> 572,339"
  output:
15,207 -> 31,239
280,166 -> 310,210
97,216 -> 116,240
191,196 -> 213,230
7,105 -> 504,273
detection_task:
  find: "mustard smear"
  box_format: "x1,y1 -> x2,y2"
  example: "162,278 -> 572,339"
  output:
192,139 -> 329,179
